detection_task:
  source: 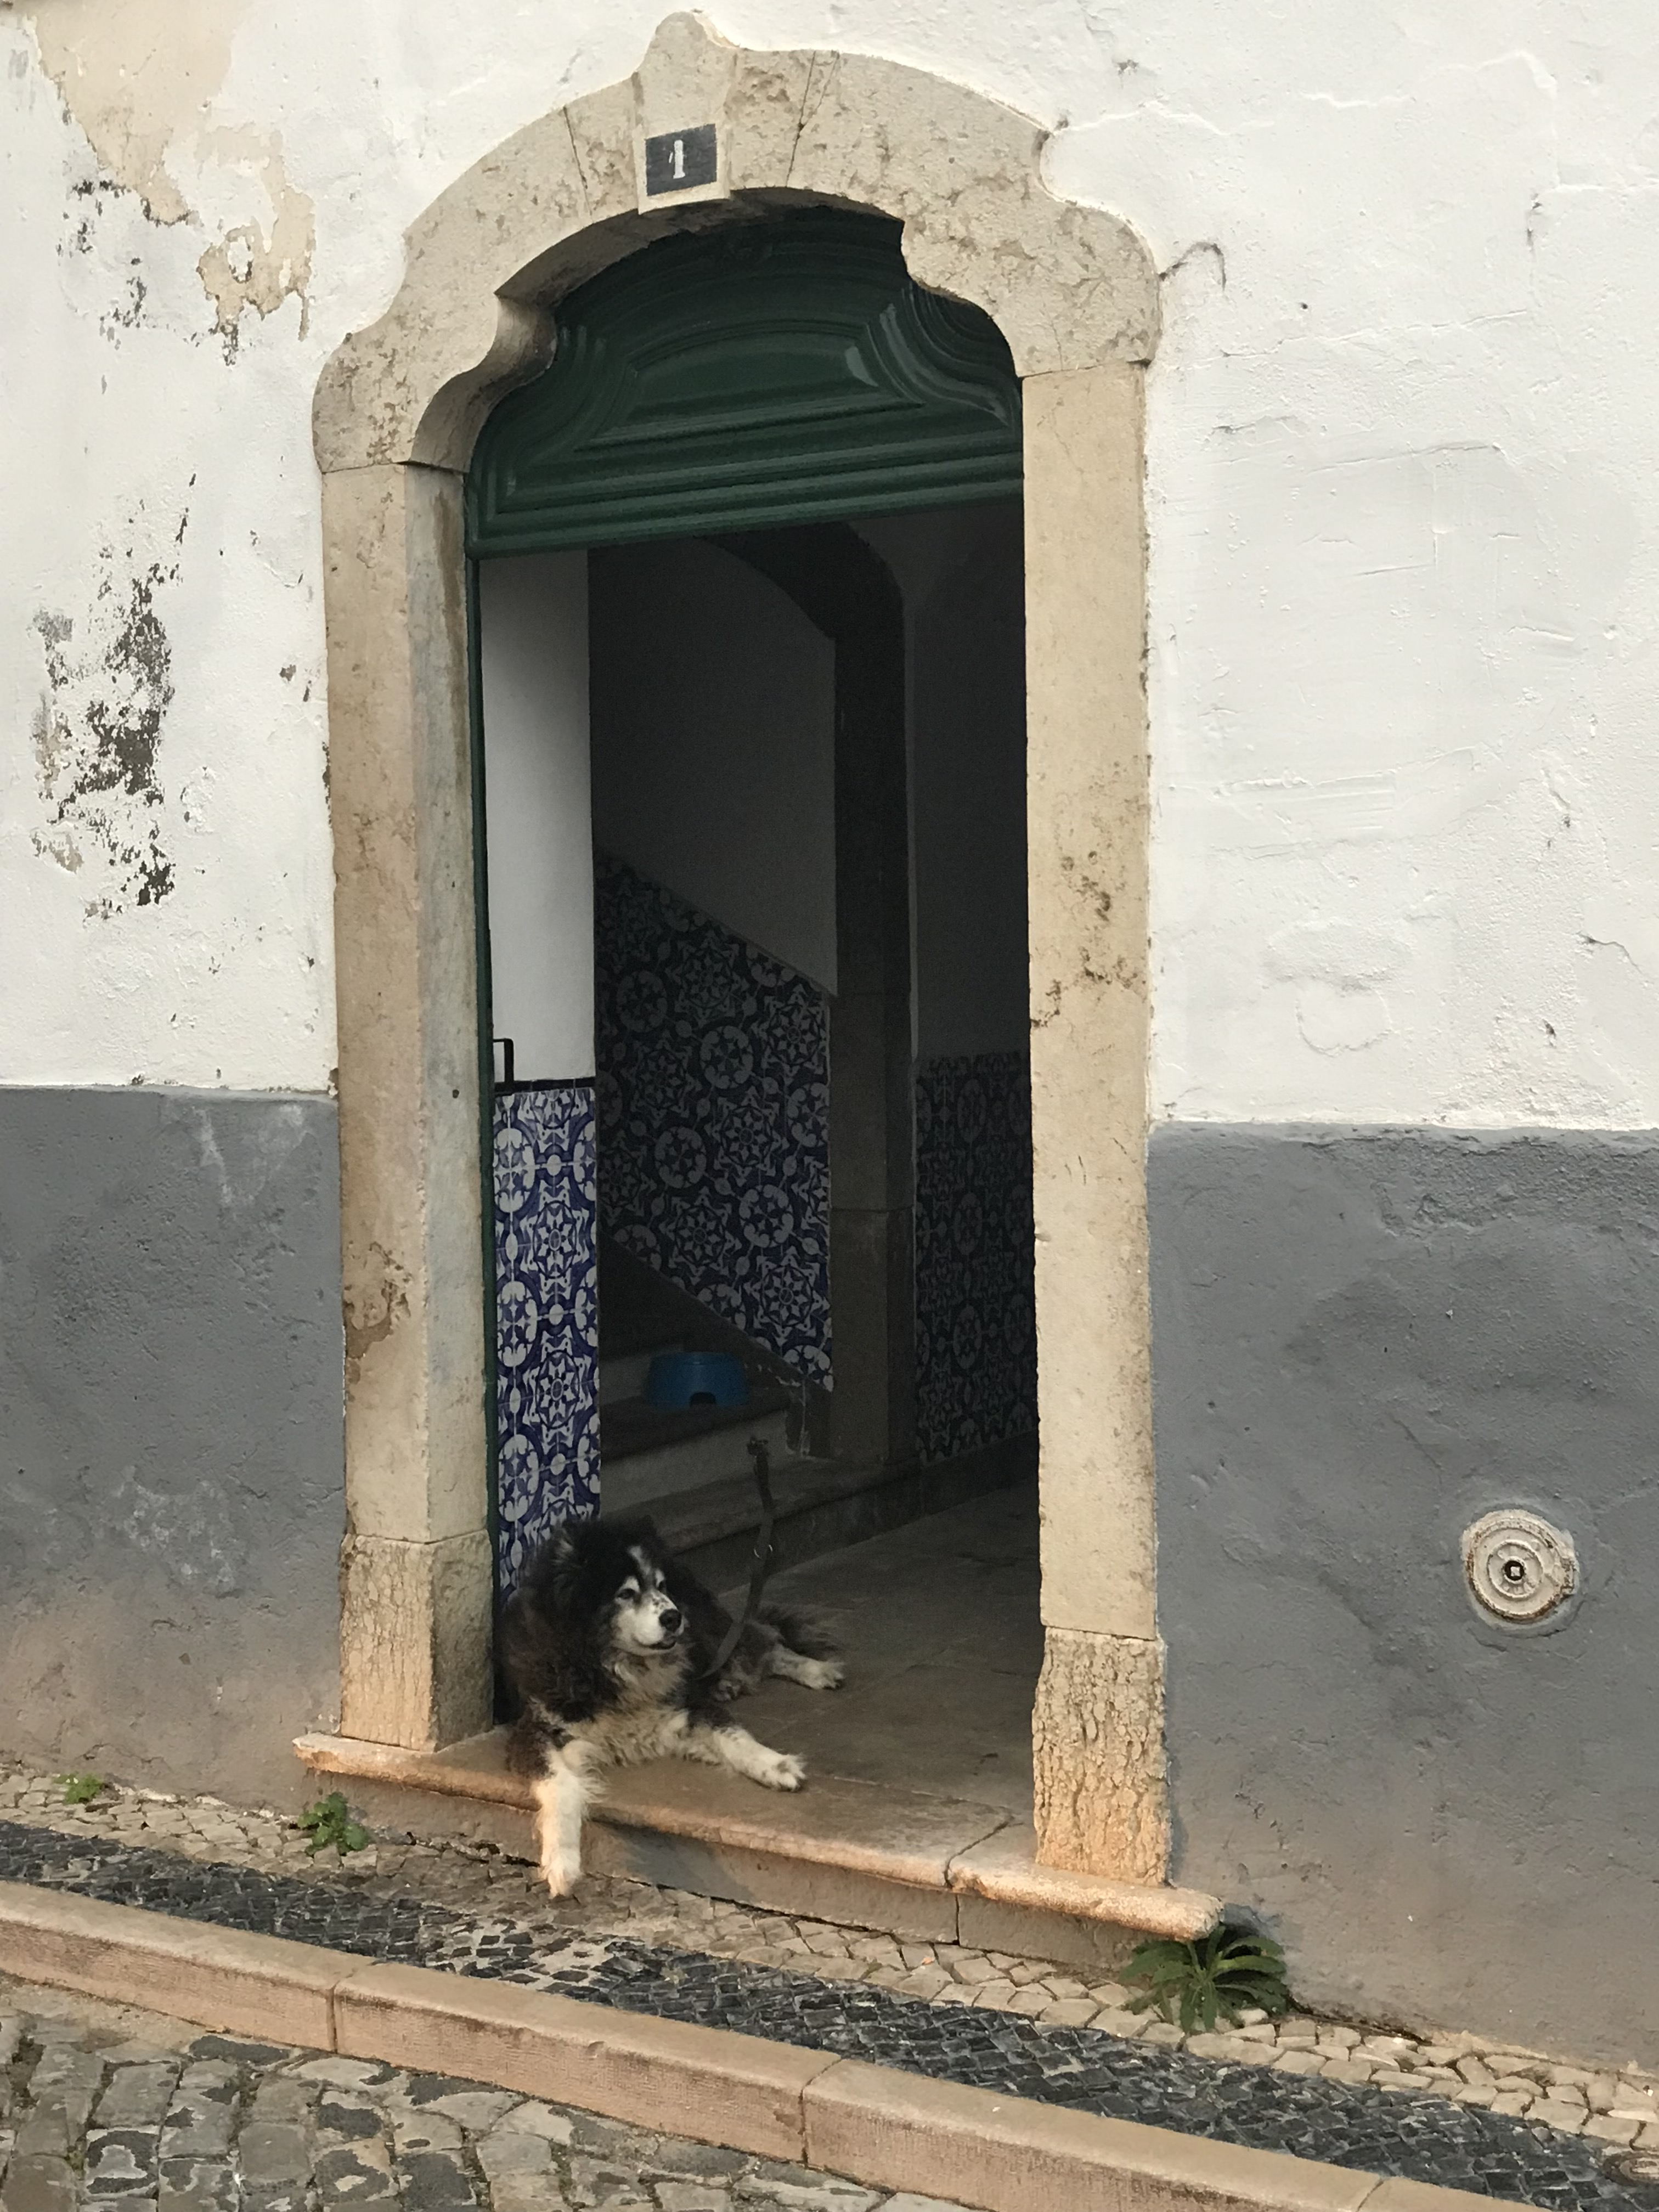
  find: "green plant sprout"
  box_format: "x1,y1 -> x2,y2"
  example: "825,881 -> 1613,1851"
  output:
58,1773 -> 105,1804
1123,1926 -> 1291,2035
297,1791 -> 372,1857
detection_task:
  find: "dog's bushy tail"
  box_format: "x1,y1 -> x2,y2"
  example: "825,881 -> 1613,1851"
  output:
757,1603 -> 839,1660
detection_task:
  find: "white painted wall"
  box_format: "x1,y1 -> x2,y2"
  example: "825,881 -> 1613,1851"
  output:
589,540 -> 837,990
7,2 -> 1659,1126
479,553 -> 595,1084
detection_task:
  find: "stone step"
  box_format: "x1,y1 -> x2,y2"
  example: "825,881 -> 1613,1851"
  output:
641,1439 -> 1024,1590
293,1723 -> 1221,1972
599,1391 -> 794,1514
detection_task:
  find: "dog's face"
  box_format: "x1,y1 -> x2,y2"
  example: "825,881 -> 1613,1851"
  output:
610,1544 -> 684,1655
509,1518 -> 690,1682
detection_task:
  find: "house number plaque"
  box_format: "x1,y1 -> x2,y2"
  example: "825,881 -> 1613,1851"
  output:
645,125 -> 717,194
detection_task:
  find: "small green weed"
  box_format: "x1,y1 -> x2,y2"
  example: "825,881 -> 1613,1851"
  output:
1124,1926 -> 1291,2034
297,1791 -> 371,1857
58,1773 -> 105,1805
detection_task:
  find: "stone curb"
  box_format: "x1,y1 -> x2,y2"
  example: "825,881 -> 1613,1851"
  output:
0,1880 -> 1529,2212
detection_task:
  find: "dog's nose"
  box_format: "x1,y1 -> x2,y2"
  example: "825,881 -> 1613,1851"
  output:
659,1606 -> 682,1634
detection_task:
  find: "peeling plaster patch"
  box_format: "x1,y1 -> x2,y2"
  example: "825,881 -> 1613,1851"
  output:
67,176 -> 120,255
193,129 -> 314,355
58,176 -> 163,343
101,262 -> 148,336
24,7 -> 313,350
31,526 -> 186,914
22,0 -> 238,225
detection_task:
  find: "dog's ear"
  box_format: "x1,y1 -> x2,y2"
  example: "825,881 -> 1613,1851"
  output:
520,1520 -> 585,1614
552,1523 -> 591,1578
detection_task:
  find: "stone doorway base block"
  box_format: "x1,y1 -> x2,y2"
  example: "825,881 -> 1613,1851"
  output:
337,1531 -> 494,1751
1032,1626 -> 1170,1882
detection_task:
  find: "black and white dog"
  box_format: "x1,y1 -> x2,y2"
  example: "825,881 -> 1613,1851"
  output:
501,1516 -> 843,1896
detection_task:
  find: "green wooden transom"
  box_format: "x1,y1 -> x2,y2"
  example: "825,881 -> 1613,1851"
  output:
465,212 -> 1023,556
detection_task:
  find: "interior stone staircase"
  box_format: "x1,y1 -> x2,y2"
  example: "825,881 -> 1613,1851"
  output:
595,1239 -> 805,1499
595,1240 -> 1032,1590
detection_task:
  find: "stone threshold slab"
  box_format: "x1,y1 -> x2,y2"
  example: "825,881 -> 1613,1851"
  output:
294,1728 -> 1221,1945
0,1878 -> 1520,2212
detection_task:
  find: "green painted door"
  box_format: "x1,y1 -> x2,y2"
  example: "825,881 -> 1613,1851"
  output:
466,211 -> 1022,555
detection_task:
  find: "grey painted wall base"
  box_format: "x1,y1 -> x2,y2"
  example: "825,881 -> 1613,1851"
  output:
1150,1124 -> 1659,2070
0,1088 -> 345,1805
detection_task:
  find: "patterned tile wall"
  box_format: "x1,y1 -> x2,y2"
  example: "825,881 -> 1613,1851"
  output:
594,853 -> 832,1385
913,1052 -> 1038,1463
493,1082 -> 600,1590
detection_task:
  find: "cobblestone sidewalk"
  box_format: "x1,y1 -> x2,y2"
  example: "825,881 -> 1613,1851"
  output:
3,1763 -> 1654,2146
0,1971 -> 967,2212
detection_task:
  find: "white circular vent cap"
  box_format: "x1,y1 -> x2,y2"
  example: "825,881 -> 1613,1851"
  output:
1462,1509 -> 1577,1624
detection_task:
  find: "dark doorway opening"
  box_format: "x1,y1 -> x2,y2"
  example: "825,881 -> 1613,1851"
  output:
474,213 -> 1040,1820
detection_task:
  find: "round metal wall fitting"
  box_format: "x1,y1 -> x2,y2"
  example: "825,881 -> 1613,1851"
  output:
1462,1509 -> 1577,1624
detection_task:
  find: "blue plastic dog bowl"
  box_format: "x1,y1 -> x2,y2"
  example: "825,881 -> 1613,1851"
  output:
645,1351 -> 749,1410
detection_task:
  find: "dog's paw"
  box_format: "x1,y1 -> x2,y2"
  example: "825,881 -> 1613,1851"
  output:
755,1748 -> 806,1791
541,1852 -> 582,1898
798,1656 -> 844,1690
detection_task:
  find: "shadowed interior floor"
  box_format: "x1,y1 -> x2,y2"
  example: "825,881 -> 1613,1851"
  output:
723,1479 -> 1042,1821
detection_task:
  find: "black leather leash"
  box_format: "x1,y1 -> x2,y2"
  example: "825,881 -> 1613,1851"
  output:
702,1435 -> 777,1678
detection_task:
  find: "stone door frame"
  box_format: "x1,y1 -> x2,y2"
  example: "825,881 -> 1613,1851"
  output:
313,12 -> 1166,1879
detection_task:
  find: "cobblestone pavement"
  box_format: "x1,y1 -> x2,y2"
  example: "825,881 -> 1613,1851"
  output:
5,1765 -> 1659,2212
3,1764 -> 1654,2146
0,1969 -> 970,2212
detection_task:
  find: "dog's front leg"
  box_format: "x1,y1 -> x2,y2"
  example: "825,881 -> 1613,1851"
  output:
531,1742 -> 597,1895
681,1719 -> 804,1792
768,1644 -> 844,1691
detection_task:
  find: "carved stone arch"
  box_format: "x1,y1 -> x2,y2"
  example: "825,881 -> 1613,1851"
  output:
313,14 -> 1157,475
315,12 -> 1166,1883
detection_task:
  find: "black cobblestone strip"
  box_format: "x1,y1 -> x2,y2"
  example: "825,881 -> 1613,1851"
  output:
0,1818 -> 1651,2212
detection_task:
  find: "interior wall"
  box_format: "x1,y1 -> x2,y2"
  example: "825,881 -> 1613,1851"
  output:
479,552 -> 601,1575
494,1081 -> 599,1580
857,504 -> 1029,1064
856,504 -> 1037,1464
479,551 -> 594,1084
589,540 -> 837,991
593,853 -> 832,1383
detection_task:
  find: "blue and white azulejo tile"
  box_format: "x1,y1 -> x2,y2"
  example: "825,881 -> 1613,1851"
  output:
493,1082 -> 600,1592
594,853 -> 831,1385
913,1051 -> 1037,1463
